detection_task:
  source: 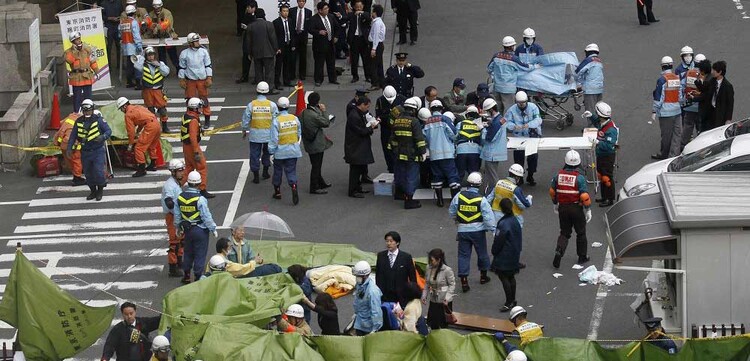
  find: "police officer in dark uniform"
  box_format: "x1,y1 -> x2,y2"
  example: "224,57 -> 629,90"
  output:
68,99 -> 111,202
549,150 -> 592,269
346,87 -> 371,123
388,96 -> 427,209
643,317 -> 678,354
385,52 -> 424,98
174,170 -> 218,284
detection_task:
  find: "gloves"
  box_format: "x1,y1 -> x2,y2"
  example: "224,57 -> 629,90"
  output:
212,230 -> 218,238
651,113 -> 657,122
194,152 -> 202,162
553,204 -> 559,214
494,332 -> 506,342
179,78 -> 187,89
476,121 -> 485,130
585,209 -> 592,223
127,144 -> 134,152
420,149 -> 429,162
242,130 -> 247,140
581,110 -> 592,119
269,154 -> 275,163
205,76 -> 213,88
526,195 -> 533,206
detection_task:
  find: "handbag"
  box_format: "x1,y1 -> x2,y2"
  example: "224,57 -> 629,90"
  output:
444,305 -> 457,325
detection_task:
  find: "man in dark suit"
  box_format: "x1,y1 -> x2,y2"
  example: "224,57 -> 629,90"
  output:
238,1 -> 268,83
101,302 -> 161,361
385,52 -> 425,98
692,60 -> 714,132
636,0 -> 659,26
290,0 -> 312,80
708,61 -> 734,130
273,2 -> 297,90
309,1 -> 340,86
329,0 -> 350,59
347,0 -> 371,83
244,8 -> 279,92
375,231 -> 418,307
393,0 -> 420,45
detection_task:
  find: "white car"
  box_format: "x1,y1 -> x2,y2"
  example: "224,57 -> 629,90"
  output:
620,134 -> 750,199
682,117 -> 750,154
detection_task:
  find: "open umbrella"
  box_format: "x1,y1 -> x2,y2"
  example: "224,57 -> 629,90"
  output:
229,211 -> 295,240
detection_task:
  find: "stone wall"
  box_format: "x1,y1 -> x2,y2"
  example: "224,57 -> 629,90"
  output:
0,1 -> 42,112
0,91 -> 46,169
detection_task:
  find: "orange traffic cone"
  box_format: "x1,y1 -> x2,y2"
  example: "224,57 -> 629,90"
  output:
48,93 -> 61,130
295,80 -> 306,116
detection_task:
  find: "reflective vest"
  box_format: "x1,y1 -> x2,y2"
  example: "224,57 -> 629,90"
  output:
180,114 -> 201,144
277,114 -> 299,145
555,169 -> 581,204
456,120 -> 480,144
178,191 -> 201,224
119,18 -> 134,45
662,72 -> 680,103
76,118 -> 101,143
516,320 -> 543,346
684,68 -> 699,93
59,117 -> 82,150
492,179 -> 522,215
250,99 -> 273,130
456,191 -> 483,224
142,63 -> 164,88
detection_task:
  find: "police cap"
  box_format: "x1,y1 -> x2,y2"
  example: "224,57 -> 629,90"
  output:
395,52 -> 408,60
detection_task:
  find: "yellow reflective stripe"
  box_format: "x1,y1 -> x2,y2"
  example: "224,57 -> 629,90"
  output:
398,154 -> 408,160
142,66 -> 164,84
458,194 -> 482,204
277,114 -> 298,145
57,136 -> 64,143
416,141 -> 426,147
459,131 -> 480,138
394,131 -> 412,136
178,195 -> 199,204
84,122 -> 100,141
178,195 -> 201,221
181,117 -> 191,140
457,211 -> 482,223
250,99 -> 272,129
64,118 -> 76,126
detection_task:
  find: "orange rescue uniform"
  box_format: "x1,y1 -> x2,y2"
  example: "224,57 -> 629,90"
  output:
185,79 -> 211,116
125,105 -> 162,165
64,44 -> 99,87
53,113 -> 83,177
182,110 -> 208,190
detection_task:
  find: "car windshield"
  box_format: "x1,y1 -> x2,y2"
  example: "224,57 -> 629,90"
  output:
669,138 -> 733,172
725,118 -> 750,138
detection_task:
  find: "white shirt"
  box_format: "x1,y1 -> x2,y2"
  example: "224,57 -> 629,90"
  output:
368,17 -> 386,50
388,249 -> 399,267
295,7 -> 305,32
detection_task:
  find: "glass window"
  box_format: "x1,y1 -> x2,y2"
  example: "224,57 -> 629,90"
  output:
668,138 -> 733,172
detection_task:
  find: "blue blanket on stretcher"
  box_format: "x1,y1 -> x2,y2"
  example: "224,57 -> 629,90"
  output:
516,52 -> 580,96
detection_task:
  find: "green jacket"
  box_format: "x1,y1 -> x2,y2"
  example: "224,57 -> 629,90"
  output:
300,106 -> 333,154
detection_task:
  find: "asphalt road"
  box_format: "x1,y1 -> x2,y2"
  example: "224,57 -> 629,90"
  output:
0,0 -> 748,359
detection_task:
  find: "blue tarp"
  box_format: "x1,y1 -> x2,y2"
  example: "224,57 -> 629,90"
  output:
517,52 -> 580,96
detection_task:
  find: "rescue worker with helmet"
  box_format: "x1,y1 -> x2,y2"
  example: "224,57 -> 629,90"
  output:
269,97 -> 302,205
64,31 -> 99,113
514,28 -> 544,64
278,304 -> 313,336
487,164 -> 532,227
118,97 -> 162,177
575,43 -> 604,118
121,0 -> 150,27
68,99 -> 111,202
161,158 -> 185,277
679,49 -> 702,148
423,99 -> 460,207
674,45 -> 695,79
505,90 -> 543,186
134,46 -> 172,134
242,81 -> 279,184
351,260 -> 383,336
493,332 -> 529,361
480,98 -> 509,193
178,32 -> 213,130
448,172 -> 496,293
119,5 -> 143,89
651,56 -> 684,159
150,335 -> 171,361
174,170 -> 218,284
53,112 -> 86,186
389,96 -> 427,209
181,97 -> 214,198
582,102 -> 619,207
204,253 -> 228,278
550,150 -> 592,268
455,105 -> 482,182
145,0 -> 179,68
487,36 -> 532,113
375,85 -> 404,173
509,306 -> 544,346
642,317 -> 678,354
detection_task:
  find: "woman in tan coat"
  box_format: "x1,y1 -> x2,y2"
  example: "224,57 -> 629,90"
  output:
421,248 -> 456,330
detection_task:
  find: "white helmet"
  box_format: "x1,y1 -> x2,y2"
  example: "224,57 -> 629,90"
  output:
482,98 -> 498,111
509,306 -> 527,321
585,43 -> 599,52
506,350 -> 528,361
256,81 -> 270,94
80,99 -> 95,111
467,172 -> 482,186
429,99 -> 443,109
116,97 -> 130,109
277,97 -> 290,109
413,97 -> 423,109
565,150 -> 581,167
352,260 -> 371,276
151,335 -> 170,352
403,97 -> 419,110
168,158 -> 185,171
187,33 -> 201,43
383,86 -> 397,103
144,46 -> 156,55
660,56 -> 673,65
695,53 -> 706,62
680,46 -> 693,56
125,5 -> 136,14
187,97 -> 203,109
443,111 -> 456,122
152,0 -> 163,7
595,101 -> 611,118
68,31 -> 81,42
208,255 -> 226,271
522,28 -> 535,38
466,105 -> 479,114
515,91 -> 528,103
286,304 -> 305,318
418,108 -> 431,121
126,0 -> 137,4
502,36 -> 516,47
187,170 -> 202,184
509,164 -> 524,177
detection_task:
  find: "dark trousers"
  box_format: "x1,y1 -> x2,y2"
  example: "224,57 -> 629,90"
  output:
349,36 -> 370,80
249,142 -> 271,172
314,44 -> 337,83
394,160 -> 420,196
254,56 -> 275,84
241,53 -> 252,80
81,147 -> 106,186
426,301 -> 453,330
457,231 -> 490,277
636,0 -> 657,24
380,127 -> 395,173
244,263 -> 283,277
369,42 -> 385,88
272,158 -> 298,187
335,28 -> 348,56
397,8 -> 418,43
235,1 -> 245,35
275,43 -> 295,87
294,34 -> 308,79
348,164 -> 368,195
496,270 -> 517,307
105,27 -> 120,68
157,46 -> 179,69
309,152 -> 326,192
597,153 -> 616,202
513,150 -> 538,173
419,160 -> 431,188
556,203 -> 588,259
125,59 -> 136,85
183,226 -> 209,278
455,153 -> 481,180
71,85 -> 93,113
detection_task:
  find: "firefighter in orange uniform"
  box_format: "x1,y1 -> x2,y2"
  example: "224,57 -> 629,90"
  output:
117,97 -> 162,177
134,47 -> 172,133
162,158 -> 185,277
64,31 -> 99,113
53,112 -> 86,186
182,98 -> 214,198
144,0 -> 179,68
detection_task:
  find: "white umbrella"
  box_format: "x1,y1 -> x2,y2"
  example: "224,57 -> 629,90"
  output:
229,211 -> 295,240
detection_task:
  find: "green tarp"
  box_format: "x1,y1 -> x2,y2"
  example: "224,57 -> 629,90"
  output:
99,103 -> 126,139
0,251 -> 114,360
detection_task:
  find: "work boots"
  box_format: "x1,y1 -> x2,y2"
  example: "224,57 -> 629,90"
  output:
181,271 -> 191,284
435,189 -> 444,207
202,115 -> 211,130
480,270 -> 491,284
393,186 -> 405,200
71,176 -> 86,186
86,185 -> 97,200
252,171 -> 260,184
146,160 -> 158,171
450,187 -> 460,200
460,276 -> 470,293
262,167 -> 271,179
168,264 -> 181,277
272,186 -> 282,199
95,185 -> 103,201
577,255 -> 591,265
526,173 -> 536,186
161,122 -> 172,134
292,184 -> 299,205
200,189 -> 215,199
132,164 -> 147,178
404,196 -> 422,209
553,251 -> 562,269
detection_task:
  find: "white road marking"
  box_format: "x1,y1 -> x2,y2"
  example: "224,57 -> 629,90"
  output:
206,159 -> 246,164
0,200 -> 30,206
14,219 -> 165,234
172,145 -> 207,154
0,228 -> 164,241
211,130 -> 243,135
587,246 -> 614,340
97,97 -> 226,106
166,136 -> 210,143
29,193 -> 162,207
42,281 -> 159,291
22,206 -> 164,220
0,264 -> 162,278
37,181 -> 165,194
223,160 -> 249,227
43,170 -> 171,182
167,115 -> 218,124
167,105 -> 222,112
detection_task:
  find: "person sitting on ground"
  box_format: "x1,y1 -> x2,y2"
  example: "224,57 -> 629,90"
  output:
288,264 -> 314,323
278,304 -> 313,336
398,282 -> 423,334
301,293 -> 340,335
228,226 -> 283,276
204,237 -> 279,278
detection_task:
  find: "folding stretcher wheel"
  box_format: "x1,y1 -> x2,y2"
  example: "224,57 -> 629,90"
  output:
573,103 -> 581,111
565,114 -> 574,126
555,119 -> 566,130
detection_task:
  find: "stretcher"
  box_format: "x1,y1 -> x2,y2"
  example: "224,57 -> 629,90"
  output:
529,89 -> 583,130
448,312 -> 517,333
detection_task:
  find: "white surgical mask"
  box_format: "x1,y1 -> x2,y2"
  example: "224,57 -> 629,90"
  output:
524,38 -> 533,46
356,276 -> 365,284
683,55 -> 693,64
